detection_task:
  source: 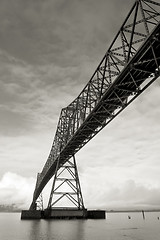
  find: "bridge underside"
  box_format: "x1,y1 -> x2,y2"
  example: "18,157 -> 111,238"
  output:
26,0 -> 160,212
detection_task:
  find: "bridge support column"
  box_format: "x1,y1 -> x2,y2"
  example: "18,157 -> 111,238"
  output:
45,155 -> 87,218
21,155 -> 106,219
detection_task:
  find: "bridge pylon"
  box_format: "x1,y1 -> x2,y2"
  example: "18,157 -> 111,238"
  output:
42,155 -> 88,218
47,155 -> 85,210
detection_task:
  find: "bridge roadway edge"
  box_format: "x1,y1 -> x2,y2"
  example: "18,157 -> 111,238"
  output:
21,209 -> 106,220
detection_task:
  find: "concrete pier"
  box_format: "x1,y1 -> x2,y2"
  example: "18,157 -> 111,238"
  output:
21,210 -> 42,219
21,208 -> 106,220
87,210 -> 106,219
44,208 -> 88,219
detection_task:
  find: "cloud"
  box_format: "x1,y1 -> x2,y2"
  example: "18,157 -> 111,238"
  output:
0,172 -> 56,209
0,0 -> 144,137
0,172 -> 35,208
81,169 -> 160,210
0,0 -> 133,65
0,168 -> 160,210
0,52 -> 82,135
105,180 -> 160,209
0,132 -> 54,178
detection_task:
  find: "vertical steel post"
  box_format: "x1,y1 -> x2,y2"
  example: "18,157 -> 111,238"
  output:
47,155 -> 61,209
73,155 -> 85,209
127,1 -> 139,62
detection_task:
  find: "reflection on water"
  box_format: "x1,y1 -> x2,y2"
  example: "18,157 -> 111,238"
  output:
0,212 -> 160,240
29,219 -> 85,240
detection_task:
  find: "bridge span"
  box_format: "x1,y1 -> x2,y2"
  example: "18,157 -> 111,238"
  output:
27,0 -> 160,214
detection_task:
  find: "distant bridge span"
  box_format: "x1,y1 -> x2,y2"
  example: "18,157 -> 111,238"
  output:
30,0 -> 160,209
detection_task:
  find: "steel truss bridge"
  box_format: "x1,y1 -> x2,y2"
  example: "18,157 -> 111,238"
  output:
30,0 -> 160,210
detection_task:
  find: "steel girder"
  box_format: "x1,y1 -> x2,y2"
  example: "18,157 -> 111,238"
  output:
30,0 -> 160,209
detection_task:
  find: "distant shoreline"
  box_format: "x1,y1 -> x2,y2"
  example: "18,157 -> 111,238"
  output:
107,209 -> 160,213
1,209 -> 160,213
0,210 -> 21,213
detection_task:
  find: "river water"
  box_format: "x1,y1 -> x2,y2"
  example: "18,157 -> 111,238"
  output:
0,211 -> 160,240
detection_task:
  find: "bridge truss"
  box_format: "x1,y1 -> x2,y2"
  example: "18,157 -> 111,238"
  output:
30,0 -> 160,210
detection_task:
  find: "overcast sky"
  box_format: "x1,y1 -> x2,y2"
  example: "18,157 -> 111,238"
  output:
0,0 -> 160,210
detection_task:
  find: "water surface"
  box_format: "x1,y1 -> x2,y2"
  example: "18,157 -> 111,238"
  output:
0,212 -> 160,240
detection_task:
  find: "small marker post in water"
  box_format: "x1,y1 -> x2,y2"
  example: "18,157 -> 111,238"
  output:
142,210 -> 145,220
